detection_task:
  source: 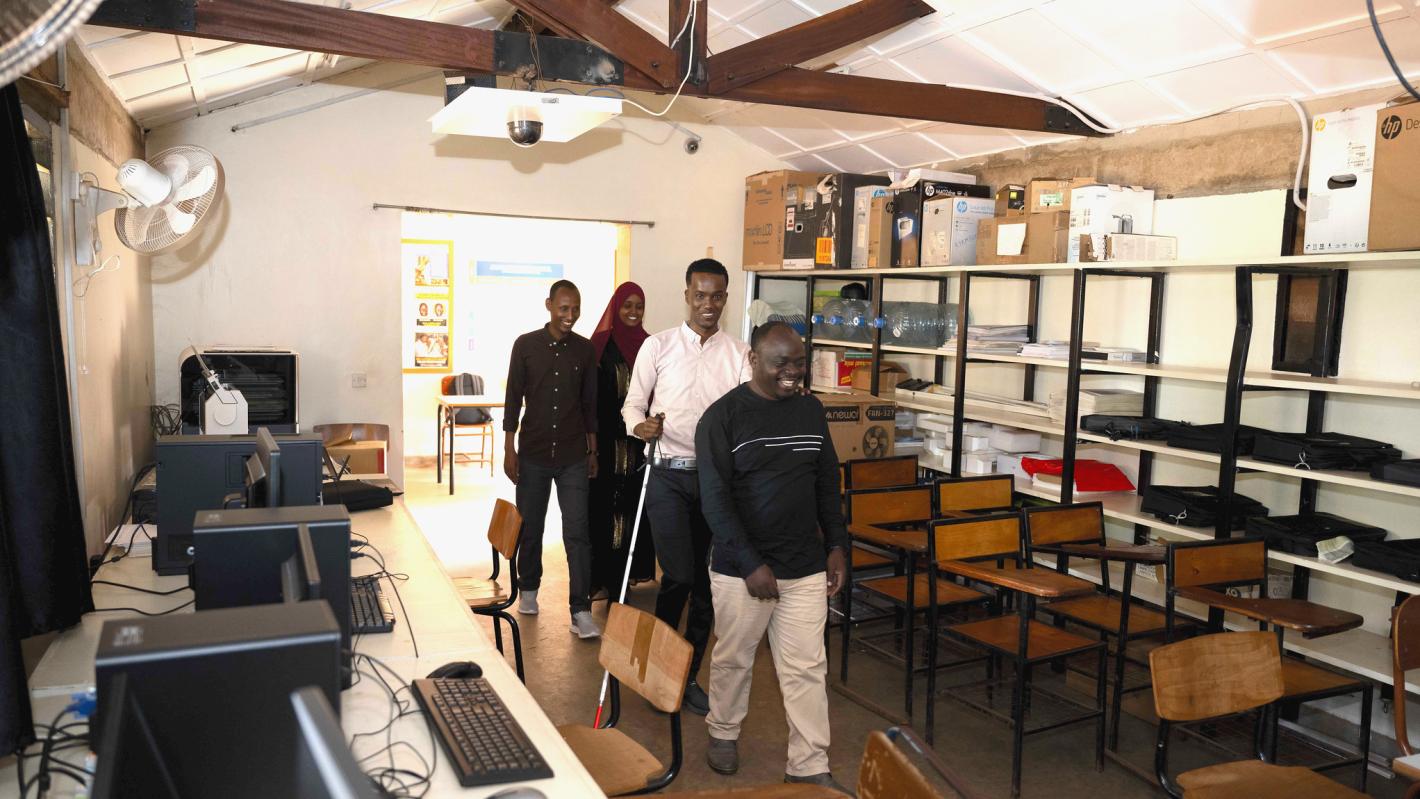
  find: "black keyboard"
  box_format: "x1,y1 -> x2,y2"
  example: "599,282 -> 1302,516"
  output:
413,677 -> 553,787
350,575 -> 395,634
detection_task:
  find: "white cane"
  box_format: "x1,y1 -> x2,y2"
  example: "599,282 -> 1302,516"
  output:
593,422 -> 660,726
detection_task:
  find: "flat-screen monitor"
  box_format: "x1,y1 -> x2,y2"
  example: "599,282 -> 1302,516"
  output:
281,524 -> 322,604
90,673 -> 181,799
246,427 -> 284,508
290,686 -> 382,799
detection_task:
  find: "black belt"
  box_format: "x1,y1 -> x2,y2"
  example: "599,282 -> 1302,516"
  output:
652,455 -> 697,471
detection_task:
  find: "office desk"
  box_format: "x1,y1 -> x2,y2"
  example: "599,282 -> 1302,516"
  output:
3,501 -> 604,798
438,396 -> 502,494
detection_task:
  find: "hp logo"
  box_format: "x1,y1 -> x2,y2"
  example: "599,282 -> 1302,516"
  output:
1382,114 -> 1403,140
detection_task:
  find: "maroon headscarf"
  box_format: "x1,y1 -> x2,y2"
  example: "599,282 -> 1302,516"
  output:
590,281 -> 649,367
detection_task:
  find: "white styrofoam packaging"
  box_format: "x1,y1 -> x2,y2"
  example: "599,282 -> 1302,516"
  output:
1067,184 -> 1155,263
921,196 -> 995,266
1303,104 -> 1382,254
916,414 -> 954,435
988,426 -> 1042,453
997,451 -> 1046,480
963,450 -> 1000,474
963,434 -> 992,452
852,185 -> 894,268
962,421 -> 994,436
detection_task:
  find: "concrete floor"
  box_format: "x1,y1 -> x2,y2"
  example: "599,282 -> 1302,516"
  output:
402,462 -> 1408,797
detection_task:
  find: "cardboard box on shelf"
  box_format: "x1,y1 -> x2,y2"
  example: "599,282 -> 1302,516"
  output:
821,394 -> 897,462
851,362 -> 908,395
866,195 -> 895,269
892,179 -> 991,268
995,184 -> 1026,216
811,347 -> 869,388
1369,102 -> 1420,251
784,172 -> 892,270
743,170 -> 818,271
921,196 -> 995,266
1303,104 -> 1382,254
1067,184 -> 1155,263
1025,210 -> 1070,263
1026,177 -> 1095,214
851,184 -> 895,268
327,439 -> 386,475
1080,233 -> 1178,262
975,211 -> 1069,265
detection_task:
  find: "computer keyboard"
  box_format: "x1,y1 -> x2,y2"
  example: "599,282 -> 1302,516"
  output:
350,575 -> 395,634
412,677 -> 553,787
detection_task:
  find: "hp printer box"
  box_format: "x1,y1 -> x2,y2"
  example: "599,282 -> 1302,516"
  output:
1305,104 -> 1381,254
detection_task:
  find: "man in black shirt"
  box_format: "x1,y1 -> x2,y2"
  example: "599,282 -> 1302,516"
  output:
504,280 -> 601,639
695,321 -> 849,791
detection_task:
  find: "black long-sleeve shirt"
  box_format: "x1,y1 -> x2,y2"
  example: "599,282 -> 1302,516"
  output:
696,385 -> 849,580
504,326 -> 597,467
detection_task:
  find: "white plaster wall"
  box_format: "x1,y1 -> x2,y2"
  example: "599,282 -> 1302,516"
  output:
146,64 -> 789,485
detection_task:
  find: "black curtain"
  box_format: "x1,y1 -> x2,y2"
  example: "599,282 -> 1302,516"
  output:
0,83 -> 94,754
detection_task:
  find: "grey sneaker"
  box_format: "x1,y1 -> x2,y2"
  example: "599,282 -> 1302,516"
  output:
706,737 -> 738,775
570,611 -> 601,639
517,589 -> 539,616
785,772 -> 853,796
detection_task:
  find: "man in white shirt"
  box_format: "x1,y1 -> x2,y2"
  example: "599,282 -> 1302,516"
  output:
622,259 -> 750,715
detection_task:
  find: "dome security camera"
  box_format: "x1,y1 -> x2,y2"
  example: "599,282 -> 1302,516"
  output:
507,105 -> 543,147
684,135 -> 701,154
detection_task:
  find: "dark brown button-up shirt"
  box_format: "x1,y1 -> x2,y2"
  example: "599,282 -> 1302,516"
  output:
504,326 -> 597,467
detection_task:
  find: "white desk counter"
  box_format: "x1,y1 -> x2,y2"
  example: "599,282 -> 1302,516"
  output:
2,500 -> 604,799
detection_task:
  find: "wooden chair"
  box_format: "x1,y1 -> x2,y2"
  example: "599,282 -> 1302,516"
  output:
1149,631 -> 1368,799
1021,502 -> 1171,751
931,513 -> 1106,797
440,373 -> 494,475
1164,538 -> 1371,788
933,474 -> 1013,516
451,499 -> 527,680
840,485 -> 989,722
844,454 -> 918,490
1391,595 -> 1420,799
558,602 -> 691,796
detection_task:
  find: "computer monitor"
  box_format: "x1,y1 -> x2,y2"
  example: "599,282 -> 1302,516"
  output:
281,524 -> 322,604
192,505 -> 353,687
290,686 -> 383,799
90,673 -> 181,799
248,427 -> 283,508
154,433 -> 324,574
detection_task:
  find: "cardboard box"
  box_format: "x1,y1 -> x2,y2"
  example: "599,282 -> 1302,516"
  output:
975,211 -> 1069,265
1080,233 -> 1178,262
1026,177 -> 1095,214
820,394 -> 897,462
892,180 -> 992,267
1067,184 -> 1155,263
1303,105 -> 1382,254
996,184 -> 1026,216
784,172 -> 892,270
921,196 -> 995,266
851,363 -> 907,395
327,439 -> 386,475
743,170 -> 818,271
851,185 -> 895,268
866,195 -> 895,268
1369,102 -> 1420,251
811,348 -> 870,388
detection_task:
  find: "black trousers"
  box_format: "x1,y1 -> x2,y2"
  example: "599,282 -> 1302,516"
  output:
645,466 -> 713,677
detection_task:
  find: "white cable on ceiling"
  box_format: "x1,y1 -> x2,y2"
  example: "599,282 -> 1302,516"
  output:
609,0 -> 697,118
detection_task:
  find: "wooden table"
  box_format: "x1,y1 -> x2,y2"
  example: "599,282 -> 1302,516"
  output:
436,395 -> 501,494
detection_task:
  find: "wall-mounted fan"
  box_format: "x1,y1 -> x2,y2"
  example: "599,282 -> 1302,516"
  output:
0,0 -> 101,86
72,145 -> 224,265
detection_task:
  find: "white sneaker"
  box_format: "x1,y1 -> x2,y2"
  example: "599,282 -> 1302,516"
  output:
517,590 -> 539,616
570,611 -> 602,639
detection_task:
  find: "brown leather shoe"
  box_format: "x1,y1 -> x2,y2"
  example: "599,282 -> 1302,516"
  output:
706,737 -> 738,775
785,772 -> 853,796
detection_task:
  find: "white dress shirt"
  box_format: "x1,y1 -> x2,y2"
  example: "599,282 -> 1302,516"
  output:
621,323 -> 752,458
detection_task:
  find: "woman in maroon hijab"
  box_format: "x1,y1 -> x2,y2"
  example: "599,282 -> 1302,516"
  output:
588,282 -> 656,597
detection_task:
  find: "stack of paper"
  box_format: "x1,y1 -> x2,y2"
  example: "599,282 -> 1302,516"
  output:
967,324 -> 1030,342
1020,341 -> 1071,359
1048,388 -> 1144,422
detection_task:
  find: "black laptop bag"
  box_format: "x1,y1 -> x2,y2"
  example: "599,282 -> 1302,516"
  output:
1140,485 -> 1268,529
1251,431 -> 1401,471
1081,415 -> 1185,441
1244,513 -> 1386,557
1370,459 -> 1420,487
1165,424 -> 1263,455
1352,539 -> 1420,582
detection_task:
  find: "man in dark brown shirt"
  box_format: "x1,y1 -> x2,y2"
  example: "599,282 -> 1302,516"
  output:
504,280 -> 601,638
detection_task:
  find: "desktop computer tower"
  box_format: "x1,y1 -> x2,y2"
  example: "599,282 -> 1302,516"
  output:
93,602 -> 341,799
153,433 -> 323,574
192,505 -> 353,686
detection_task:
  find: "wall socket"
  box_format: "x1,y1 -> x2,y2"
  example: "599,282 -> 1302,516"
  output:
351,372 -> 368,388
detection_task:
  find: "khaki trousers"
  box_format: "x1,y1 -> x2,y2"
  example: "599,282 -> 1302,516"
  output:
706,570 -> 831,777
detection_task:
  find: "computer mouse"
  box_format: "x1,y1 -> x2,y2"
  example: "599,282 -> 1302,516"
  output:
486,787 -> 546,799
427,660 -> 482,679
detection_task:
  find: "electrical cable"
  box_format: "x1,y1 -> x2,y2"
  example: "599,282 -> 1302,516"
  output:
90,462 -> 158,580
1368,0 -> 1420,103
91,579 -> 190,596
91,599 -> 195,616
150,403 -> 182,436
604,0 -> 697,118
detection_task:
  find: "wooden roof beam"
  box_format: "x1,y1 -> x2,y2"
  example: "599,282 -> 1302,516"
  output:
503,0 -> 680,87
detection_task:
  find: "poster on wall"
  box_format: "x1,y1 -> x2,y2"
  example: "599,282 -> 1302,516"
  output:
402,239 -> 453,373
